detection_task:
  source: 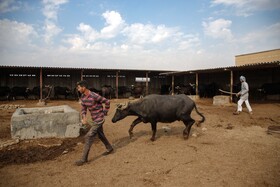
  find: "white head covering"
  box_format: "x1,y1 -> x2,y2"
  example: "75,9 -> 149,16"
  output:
240,76 -> 246,82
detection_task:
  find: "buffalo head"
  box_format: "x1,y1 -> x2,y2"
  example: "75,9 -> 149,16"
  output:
111,103 -> 130,123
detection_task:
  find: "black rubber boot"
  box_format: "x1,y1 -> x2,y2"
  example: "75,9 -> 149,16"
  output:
75,159 -> 87,166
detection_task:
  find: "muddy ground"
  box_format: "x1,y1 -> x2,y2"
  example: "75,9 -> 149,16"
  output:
0,98 -> 279,187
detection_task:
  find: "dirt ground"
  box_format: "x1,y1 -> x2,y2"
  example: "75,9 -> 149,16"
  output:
0,98 -> 279,187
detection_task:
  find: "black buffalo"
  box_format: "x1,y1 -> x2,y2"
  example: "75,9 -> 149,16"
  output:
198,82 -> 219,98
54,86 -> 72,99
0,86 -> 11,100
28,85 -> 53,100
131,84 -> 144,98
112,94 -> 205,141
258,82 -> 280,95
73,87 -> 81,100
9,86 -> 29,100
89,87 -> 101,95
101,85 -> 114,99
172,84 -> 196,95
160,84 -> 171,95
117,86 -> 131,98
258,82 -> 280,100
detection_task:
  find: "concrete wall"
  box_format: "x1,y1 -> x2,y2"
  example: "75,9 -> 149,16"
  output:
235,49 -> 280,66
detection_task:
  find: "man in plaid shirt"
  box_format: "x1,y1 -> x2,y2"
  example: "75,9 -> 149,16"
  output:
75,80 -> 113,166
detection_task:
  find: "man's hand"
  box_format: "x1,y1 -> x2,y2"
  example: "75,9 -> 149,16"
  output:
81,117 -> 87,125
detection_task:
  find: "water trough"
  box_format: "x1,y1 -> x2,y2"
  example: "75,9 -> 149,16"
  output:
11,105 -> 80,140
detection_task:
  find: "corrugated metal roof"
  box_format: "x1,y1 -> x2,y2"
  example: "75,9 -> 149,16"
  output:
1,61 -> 279,76
159,61 -> 280,76
0,65 -> 169,73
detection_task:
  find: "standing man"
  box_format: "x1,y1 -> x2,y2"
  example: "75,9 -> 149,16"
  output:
75,80 -> 113,166
233,76 -> 253,115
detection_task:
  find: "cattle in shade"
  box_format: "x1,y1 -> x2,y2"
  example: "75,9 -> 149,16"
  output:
258,82 -> 280,95
172,84 -> 196,95
73,87 -> 81,100
258,82 -> 280,100
117,86 -> 131,98
198,82 -> 219,98
9,86 -> 29,100
131,84 -> 144,98
54,86 -> 72,99
101,85 -> 114,99
160,85 -> 171,95
112,94 -> 205,141
0,86 -> 11,100
28,85 -> 53,100
89,87 -> 101,95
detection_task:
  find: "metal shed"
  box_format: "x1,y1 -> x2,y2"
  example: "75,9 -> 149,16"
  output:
0,66 -> 170,100
160,61 -> 280,102
1,54 -> 279,102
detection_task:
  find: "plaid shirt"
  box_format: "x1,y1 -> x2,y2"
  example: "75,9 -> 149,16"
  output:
81,91 -> 110,124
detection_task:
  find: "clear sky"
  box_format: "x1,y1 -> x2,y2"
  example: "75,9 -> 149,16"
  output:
0,0 -> 279,71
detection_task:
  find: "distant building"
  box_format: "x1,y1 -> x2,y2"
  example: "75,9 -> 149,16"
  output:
235,48 -> 280,66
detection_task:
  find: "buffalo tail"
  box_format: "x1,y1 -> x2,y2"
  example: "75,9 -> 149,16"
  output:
194,104 -> 205,124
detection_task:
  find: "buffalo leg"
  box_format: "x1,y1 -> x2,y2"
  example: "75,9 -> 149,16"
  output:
150,122 -> 157,141
128,117 -> 142,139
183,118 -> 195,139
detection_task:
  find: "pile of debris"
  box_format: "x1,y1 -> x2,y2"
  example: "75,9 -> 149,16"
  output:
0,104 -> 25,110
0,139 -> 20,149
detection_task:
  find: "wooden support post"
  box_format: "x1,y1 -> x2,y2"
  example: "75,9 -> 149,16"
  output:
196,73 -> 199,96
116,71 -> 119,99
37,67 -> 46,106
40,67 -> 43,100
146,72 -> 149,96
230,70 -> 233,102
171,75 -> 174,95
81,69 -> 84,81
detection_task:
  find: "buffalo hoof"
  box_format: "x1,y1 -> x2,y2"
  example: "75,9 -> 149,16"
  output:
150,137 -> 155,141
183,134 -> 189,140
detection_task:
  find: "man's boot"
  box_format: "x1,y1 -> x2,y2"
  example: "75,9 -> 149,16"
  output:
75,137 -> 92,166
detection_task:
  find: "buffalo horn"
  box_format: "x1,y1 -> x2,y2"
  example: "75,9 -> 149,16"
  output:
116,103 -> 127,109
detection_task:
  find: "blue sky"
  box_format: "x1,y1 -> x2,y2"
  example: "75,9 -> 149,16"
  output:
0,0 -> 279,71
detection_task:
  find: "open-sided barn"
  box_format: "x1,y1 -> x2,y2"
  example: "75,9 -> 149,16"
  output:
161,49 -> 280,102
0,66 -> 170,100
0,49 -> 279,101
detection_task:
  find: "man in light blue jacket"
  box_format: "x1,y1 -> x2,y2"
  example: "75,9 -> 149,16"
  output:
233,76 -> 253,115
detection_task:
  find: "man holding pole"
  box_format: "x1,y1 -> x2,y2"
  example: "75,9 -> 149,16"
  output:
233,76 -> 253,115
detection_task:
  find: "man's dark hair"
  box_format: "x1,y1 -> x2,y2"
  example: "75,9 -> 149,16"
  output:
77,80 -> 88,88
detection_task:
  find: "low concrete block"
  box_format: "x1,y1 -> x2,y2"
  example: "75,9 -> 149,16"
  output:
213,95 -> 231,105
11,105 -> 80,140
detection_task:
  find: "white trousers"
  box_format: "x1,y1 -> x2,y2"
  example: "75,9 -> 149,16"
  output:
237,98 -> 252,112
